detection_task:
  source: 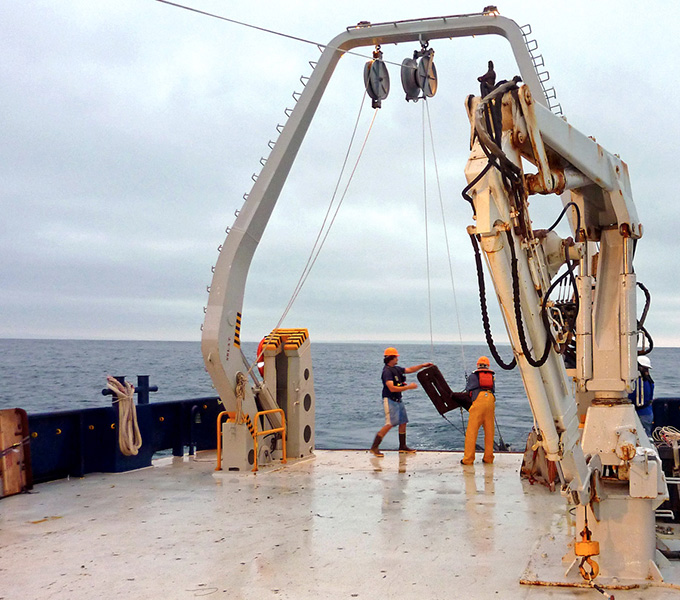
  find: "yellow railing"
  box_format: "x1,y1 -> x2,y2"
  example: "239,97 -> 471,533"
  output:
252,408 -> 287,472
215,411 -> 235,471
214,409 -> 287,473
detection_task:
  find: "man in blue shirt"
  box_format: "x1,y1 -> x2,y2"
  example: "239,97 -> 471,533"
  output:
369,347 -> 432,457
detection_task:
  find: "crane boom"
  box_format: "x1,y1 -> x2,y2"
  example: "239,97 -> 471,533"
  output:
464,76 -> 666,584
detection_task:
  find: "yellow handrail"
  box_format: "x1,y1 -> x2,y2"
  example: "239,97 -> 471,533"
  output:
252,408 -> 287,472
215,411 -> 235,471
215,409 -> 287,472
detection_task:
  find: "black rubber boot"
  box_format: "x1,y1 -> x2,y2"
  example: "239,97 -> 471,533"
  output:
370,434 -> 384,457
399,432 -> 416,453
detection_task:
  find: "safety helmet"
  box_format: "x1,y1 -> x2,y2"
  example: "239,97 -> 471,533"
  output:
477,355 -> 490,368
384,347 -> 399,357
638,355 -> 652,369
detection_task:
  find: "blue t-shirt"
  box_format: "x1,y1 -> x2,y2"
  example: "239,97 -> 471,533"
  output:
382,365 -> 406,401
628,376 -> 654,416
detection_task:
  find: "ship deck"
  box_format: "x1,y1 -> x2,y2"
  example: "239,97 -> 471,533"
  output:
1,450 -> 679,599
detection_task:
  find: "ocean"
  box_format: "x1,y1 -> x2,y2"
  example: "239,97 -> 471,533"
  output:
1,339 -> 679,452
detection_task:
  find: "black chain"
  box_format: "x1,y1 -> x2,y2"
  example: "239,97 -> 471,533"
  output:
469,232 -> 517,370
505,229 -> 552,368
465,84 -> 584,372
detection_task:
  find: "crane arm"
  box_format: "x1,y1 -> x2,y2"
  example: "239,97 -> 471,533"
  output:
464,78 -> 666,520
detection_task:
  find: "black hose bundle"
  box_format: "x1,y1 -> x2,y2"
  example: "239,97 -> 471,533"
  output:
464,79 -> 583,370
469,232 -> 517,370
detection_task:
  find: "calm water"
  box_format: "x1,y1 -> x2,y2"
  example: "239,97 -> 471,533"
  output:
1,339 -> 679,451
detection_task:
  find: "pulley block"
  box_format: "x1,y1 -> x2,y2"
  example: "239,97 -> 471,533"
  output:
400,57 -> 420,101
364,46 -> 390,109
400,45 -> 438,102
417,51 -> 437,97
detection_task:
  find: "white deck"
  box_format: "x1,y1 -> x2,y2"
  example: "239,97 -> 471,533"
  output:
1,450 -> 679,599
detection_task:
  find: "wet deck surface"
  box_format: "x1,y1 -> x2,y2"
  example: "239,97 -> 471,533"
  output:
1,450 -> 678,599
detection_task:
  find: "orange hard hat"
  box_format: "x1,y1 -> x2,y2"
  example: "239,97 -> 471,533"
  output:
384,347 -> 399,357
477,355 -> 490,368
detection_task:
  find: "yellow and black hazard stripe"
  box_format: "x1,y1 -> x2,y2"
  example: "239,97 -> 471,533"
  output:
234,312 -> 242,348
262,328 -> 309,352
244,414 -> 255,438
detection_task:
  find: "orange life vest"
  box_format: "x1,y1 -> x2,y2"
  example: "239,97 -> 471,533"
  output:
477,368 -> 494,390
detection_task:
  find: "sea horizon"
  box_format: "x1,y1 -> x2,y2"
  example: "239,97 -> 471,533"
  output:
2,339 -> 679,452
2,336 -> 679,349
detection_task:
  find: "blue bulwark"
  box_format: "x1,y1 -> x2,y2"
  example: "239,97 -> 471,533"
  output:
27,396 -> 222,484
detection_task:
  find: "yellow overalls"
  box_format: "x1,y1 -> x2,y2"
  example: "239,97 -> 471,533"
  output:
462,389 -> 495,464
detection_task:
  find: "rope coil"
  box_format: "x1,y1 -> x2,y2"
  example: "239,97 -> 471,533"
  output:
653,426 -> 680,446
106,376 -> 142,456
234,372 -> 247,424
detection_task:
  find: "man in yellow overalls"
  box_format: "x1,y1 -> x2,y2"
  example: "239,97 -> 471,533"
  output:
461,356 -> 495,465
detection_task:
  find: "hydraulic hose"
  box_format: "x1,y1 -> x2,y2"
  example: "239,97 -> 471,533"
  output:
469,232 -> 517,370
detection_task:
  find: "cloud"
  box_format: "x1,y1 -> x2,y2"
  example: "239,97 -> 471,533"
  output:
1,0 -> 679,348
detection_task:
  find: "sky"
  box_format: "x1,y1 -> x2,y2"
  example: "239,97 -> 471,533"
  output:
2,0 -> 680,346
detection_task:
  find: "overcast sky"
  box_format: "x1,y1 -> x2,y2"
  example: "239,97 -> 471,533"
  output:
2,0 -> 679,347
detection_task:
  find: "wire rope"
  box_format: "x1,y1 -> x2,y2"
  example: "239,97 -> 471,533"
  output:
156,0 -> 426,71
441,412 -> 467,437
424,99 -> 468,374
248,94 -> 378,379
278,94 -> 371,323
156,0 -> 332,49
281,105 -> 378,321
422,101 -> 435,360
420,100 -> 505,450
0,437 -> 29,459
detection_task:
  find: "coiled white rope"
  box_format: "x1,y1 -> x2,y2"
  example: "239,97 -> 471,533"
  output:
653,425 -> 680,446
234,372 -> 247,425
107,376 -> 142,456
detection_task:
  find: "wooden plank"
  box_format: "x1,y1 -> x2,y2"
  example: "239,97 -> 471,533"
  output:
0,408 -> 30,498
